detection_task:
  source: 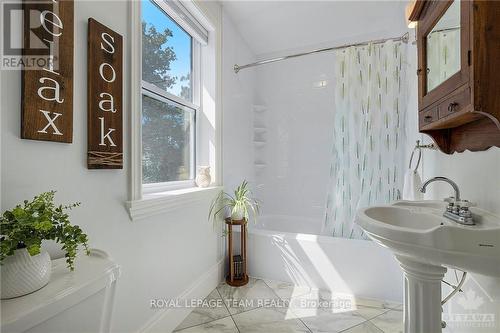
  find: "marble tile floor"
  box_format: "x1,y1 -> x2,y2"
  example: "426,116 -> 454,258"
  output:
174,277 -> 403,333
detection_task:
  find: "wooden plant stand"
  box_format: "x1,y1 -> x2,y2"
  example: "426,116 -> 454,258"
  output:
225,218 -> 249,287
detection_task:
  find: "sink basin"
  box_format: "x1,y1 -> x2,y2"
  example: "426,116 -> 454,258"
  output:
363,206 -> 442,230
392,200 -> 446,210
356,200 -> 500,277
356,200 -> 500,333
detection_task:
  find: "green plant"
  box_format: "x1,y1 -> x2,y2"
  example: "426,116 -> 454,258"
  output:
0,191 -> 90,270
209,180 -> 260,226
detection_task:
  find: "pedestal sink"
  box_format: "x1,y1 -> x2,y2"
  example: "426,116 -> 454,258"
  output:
356,200 -> 500,333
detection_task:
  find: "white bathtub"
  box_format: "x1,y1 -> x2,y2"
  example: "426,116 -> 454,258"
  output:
241,215 -> 403,302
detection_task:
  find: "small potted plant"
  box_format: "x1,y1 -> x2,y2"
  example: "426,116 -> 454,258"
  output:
209,181 -> 259,287
209,180 -> 260,224
0,191 -> 90,299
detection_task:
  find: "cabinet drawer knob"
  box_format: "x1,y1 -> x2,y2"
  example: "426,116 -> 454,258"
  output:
448,102 -> 459,112
424,115 -> 433,122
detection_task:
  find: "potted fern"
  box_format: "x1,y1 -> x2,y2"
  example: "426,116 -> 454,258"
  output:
0,191 -> 90,299
209,180 -> 260,224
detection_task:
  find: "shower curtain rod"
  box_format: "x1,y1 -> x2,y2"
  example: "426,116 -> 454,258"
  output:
233,32 -> 409,73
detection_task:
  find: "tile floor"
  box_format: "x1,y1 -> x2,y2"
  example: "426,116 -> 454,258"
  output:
174,278 -> 403,333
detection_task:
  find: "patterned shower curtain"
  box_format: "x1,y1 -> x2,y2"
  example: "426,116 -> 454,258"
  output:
323,40 -> 407,240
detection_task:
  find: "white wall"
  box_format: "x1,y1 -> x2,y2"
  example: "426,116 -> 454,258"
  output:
221,9 -> 257,192
423,149 -> 500,215
0,1 -> 223,332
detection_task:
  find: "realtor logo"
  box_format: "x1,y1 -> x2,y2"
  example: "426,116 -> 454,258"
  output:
1,1 -> 59,70
443,274 -> 497,331
457,289 -> 485,311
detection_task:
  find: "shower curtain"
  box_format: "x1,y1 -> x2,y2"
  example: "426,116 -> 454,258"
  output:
324,40 -> 407,240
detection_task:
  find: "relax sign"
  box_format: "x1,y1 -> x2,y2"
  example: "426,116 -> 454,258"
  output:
87,18 -> 123,169
21,0 -> 74,143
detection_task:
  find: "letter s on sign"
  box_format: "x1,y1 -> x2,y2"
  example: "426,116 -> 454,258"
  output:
100,32 -> 115,54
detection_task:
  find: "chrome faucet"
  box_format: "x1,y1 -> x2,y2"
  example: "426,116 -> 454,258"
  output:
420,176 -> 461,201
420,177 -> 475,225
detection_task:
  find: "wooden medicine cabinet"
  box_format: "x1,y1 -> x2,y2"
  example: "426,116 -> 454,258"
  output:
410,0 -> 500,153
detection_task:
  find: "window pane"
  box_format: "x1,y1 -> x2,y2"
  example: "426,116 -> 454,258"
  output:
142,94 -> 194,184
142,0 -> 192,101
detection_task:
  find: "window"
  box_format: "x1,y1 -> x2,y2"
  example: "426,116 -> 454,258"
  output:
141,0 -> 199,188
128,0 -> 220,220
141,94 -> 195,184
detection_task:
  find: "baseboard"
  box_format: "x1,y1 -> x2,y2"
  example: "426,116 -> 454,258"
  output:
138,258 -> 224,333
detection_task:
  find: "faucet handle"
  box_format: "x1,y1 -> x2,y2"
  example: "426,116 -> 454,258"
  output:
444,197 -> 457,213
444,197 -> 456,203
456,200 -> 476,208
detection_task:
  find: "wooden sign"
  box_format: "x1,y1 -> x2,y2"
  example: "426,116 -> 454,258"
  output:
21,0 -> 74,143
87,18 -> 123,169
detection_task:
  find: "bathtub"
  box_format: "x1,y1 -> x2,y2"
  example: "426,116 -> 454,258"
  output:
239,215 -> 403,302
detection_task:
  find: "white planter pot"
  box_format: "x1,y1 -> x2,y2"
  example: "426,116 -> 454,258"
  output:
231,209 -> 244,221
1,248 -> 51,299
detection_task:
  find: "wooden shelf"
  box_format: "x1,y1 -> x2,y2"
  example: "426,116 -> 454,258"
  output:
225,218 -> 248,287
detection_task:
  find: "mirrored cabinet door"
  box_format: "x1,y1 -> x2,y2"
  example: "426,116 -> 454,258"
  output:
417,0 -> 470,110
426,0 -> 461,92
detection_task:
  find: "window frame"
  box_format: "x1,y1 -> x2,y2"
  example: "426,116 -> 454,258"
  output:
140,0 -> 202,194
128,0 -> 222,221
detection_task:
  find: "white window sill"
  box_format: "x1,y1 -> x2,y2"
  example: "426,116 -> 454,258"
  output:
127,186 -> 222,221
